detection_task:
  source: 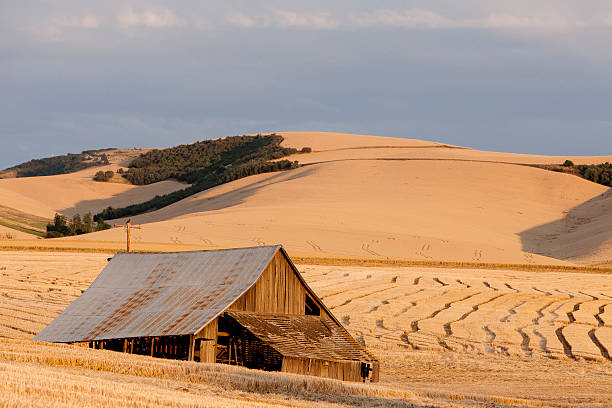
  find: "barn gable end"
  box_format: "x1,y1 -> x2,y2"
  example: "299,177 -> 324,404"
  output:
222,249 -> 334,321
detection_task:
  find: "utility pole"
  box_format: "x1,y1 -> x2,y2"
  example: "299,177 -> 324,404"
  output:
113,219 -> 141,252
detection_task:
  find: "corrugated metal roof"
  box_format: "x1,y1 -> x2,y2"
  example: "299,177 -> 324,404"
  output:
226,311 -> 377,362
34,245 -> 281,343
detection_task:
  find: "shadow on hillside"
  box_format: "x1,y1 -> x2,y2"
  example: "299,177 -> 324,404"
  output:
55,180 -> 187,218
519,187 -> 612,262
58,166 -> 316,224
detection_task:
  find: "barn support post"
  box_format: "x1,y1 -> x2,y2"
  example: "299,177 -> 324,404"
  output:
188,335 -> 195,361
371,361 -> 380,382
151,338 -> 155,357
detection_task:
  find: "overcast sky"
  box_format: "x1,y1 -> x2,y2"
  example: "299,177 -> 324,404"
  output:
2,1 -> 612,168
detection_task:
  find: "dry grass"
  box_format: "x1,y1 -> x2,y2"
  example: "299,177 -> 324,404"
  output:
1,250 -> 612,406
302,264 -> 612,406
0,343 -> 521,406
0,340 -> 405,408
0,360 -> 274,408
1,242 -> 611,274
302,264 -> 612,361
0,240 -> 208,254
292,257 -> 612,274
0,338 -> 555,408
4,338 -> 524,408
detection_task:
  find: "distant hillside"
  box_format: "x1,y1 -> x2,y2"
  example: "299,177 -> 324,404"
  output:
95,134 -> 306,221
533,161 -> 612,187
0,149 -> 115,178
0,204 -> 48,237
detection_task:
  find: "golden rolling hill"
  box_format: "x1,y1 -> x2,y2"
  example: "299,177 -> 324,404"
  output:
1,132 -> 611,265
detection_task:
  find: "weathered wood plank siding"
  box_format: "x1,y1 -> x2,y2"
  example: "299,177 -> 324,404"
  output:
228,252 -> 306,314
371,361 -> 380,383
195,317 -> 217,363
193,248 -> 376,382
196,250 -> 334,362
281,357 -> 365,382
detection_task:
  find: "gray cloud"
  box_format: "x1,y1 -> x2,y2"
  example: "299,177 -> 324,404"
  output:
1,1 -> 612,168
15,2 -> 612,37
117,7 -> 185,29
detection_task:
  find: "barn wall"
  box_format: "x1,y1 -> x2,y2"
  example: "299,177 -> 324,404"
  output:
194,249 -> 371,374
227,251 -> 333,321
194,250 -> 337,364
371,361 -> 380,383
281,357 -> 366,382
195,317 -> 218,363
228,252 -> 306,314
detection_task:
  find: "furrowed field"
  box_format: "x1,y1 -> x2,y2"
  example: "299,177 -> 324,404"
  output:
0,250 -> 611,407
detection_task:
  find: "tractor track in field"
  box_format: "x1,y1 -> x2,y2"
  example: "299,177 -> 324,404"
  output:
442,294 -> 504,339
0,323 -> 37,336
482,281 -> 498,291
433,277 -> 448,287
555,326 -> 577,360
504,283 -> 519,292
548,300 -> 571,322
588,329 -> 612,361
516,327 -> 533,357
532,287 -> 552,296
456,279 -> 471,288
533,301 -> 556,325
531,327 -> 555,358
500,300 -> 528,323
410,292 -> 481,334
400,331 -> 419,350
595,304 -> 610,327
550,296 -> 612,361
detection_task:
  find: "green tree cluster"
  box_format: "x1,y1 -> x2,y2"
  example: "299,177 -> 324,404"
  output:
561,161 -> 612,187
46,213 -> 110,238
94,134 -> 302,221
94,170 -> 115,182
2,150 -> 112,178
122,134 -> 298,185
577,163 -> 612,186
562,160 -> 574,167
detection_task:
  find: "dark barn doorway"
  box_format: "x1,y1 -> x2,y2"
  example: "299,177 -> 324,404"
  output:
214,314 -> 283,371
89,335 -> 191,360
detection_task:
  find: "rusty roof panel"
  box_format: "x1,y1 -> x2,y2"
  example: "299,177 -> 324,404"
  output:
34,245 -> 281,343
226,311 -> 377,362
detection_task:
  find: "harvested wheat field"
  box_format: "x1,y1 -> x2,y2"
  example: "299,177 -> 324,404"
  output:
2,132 -> 612,265
1,250 -> 611,407
278,131 -> 612,166
36,131 -> 609,267
1,132 -> 611,406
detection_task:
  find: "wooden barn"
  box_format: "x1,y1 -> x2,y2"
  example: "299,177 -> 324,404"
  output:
34,245 -> 379,382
